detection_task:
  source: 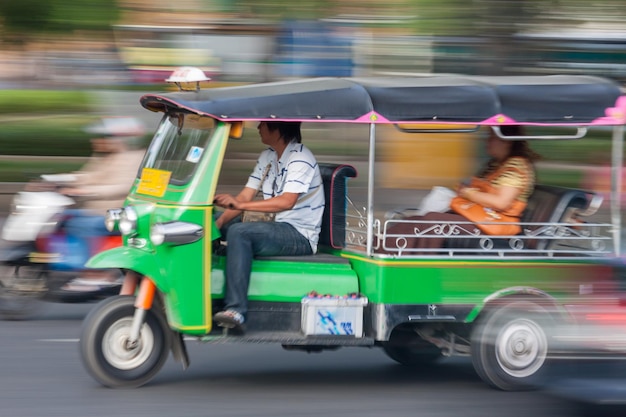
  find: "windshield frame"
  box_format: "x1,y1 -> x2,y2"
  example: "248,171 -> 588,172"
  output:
139,112 -> 216,186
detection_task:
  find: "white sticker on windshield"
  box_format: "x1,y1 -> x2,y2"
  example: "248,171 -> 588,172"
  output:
186,146 -> 203,163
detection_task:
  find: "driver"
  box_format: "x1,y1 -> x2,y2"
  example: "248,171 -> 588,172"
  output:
212,121 -> 325,332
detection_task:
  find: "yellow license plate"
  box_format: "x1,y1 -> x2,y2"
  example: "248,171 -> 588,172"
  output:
137,168 -> 172,197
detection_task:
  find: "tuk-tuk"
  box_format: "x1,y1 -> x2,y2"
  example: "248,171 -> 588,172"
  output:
79,72 -> 626,390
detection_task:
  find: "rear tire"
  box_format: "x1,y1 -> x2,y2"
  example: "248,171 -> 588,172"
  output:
79,295 -> 170,388
471,300 -> 552,391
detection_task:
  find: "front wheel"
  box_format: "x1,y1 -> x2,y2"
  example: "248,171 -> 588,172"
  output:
471,300 -> 552,391
79,295 -> 171,388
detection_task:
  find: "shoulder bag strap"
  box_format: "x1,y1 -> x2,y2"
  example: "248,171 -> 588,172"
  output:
254,163 -> 272,197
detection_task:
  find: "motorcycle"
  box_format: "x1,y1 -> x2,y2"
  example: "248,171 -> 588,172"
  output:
0,175 -> 122,320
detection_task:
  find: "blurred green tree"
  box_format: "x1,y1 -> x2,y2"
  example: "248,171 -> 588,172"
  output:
46,0 -> 120,32
0,0 -> 120,44
0,0 -> 54,44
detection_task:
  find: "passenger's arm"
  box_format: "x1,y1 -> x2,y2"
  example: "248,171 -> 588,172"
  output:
458,184 -> 521,211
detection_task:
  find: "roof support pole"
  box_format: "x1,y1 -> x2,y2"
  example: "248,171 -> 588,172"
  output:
366,122 -> 376,256
611,124 -> 624,256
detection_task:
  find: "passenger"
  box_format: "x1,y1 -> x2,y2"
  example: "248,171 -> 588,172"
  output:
59,117 -> 146,291
212,121 -> 325,331
384,125 -> 540,253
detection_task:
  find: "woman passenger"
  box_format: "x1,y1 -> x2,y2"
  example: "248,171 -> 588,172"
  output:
383,125 -> 540,253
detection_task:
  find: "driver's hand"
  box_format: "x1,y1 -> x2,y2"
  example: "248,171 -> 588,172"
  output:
213,194 -> 240,210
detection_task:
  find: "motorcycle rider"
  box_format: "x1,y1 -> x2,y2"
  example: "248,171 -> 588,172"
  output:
58,117 -> 146,292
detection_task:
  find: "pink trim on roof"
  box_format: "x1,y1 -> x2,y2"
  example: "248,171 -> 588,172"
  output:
355,112 -> 390,123
592,95 -> 626,125
483,114 -> 518,124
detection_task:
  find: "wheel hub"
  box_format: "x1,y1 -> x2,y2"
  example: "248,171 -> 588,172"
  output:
496,318 -> 547,378
102,317 -> 154,370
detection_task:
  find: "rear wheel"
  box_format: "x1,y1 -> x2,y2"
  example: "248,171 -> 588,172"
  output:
79,295 -> 170,388
471,300 -> 552,391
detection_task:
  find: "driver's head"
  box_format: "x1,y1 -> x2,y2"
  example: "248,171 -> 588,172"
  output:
265,121 -> 302,144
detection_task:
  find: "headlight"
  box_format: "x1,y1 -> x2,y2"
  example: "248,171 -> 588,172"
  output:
150,221 -> 203,246
118,206 -> 138,236
150,223 -> 166,246
104,208 -> 123,232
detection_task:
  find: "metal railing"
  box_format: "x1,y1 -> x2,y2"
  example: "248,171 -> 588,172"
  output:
344,202 -> 615,260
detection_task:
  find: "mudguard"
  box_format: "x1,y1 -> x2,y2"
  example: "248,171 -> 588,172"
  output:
86,248 -> 187,369
86,247 -> 168,292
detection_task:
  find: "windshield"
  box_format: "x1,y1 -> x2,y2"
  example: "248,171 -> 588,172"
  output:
140,113 -> 215,185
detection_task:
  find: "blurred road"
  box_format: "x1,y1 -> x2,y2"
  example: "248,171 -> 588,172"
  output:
0,302 -> 590,417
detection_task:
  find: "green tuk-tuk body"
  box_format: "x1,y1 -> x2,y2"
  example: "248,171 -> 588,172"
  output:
81,74 -> 626,391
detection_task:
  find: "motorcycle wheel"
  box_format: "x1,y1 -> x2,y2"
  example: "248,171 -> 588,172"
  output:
0,264 -> 46,320
79,295 -> 171,389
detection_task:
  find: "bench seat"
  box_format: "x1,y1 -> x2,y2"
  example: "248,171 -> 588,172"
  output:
377,184 -> 608,256
452,184 -> 596,252
211,251 -> 359,300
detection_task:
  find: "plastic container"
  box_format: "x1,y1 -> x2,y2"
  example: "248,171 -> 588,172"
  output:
301,297 -> 368,337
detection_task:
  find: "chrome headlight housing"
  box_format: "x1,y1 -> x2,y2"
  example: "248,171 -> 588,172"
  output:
104,208 -> 123,232
118,206 -> 138,236
150,221 -> 203,246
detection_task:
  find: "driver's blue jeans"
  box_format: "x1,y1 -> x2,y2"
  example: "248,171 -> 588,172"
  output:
222,221 -> 313,318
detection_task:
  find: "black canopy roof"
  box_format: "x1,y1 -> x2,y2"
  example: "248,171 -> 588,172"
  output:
140,75 -> 624,125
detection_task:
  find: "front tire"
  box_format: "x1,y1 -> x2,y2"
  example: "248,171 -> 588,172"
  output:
471,300 -> 552,391
79,295 -> 170,388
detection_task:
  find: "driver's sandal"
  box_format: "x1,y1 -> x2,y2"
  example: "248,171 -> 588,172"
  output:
213,309 -> 245,331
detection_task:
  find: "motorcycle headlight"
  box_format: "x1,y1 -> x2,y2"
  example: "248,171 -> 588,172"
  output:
118,206 -> 138,236
104,208 -> 123,232
150,222 -> 203,246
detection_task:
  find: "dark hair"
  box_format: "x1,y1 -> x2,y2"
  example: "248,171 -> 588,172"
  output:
266,121 -> 302,144
499,125 -> 523,137
495,125 -> 541,162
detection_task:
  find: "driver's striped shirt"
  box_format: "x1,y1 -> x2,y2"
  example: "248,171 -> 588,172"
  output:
246,141 -> 325,252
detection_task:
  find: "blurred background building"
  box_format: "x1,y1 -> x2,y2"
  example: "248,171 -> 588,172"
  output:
1,0 -> 625,86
